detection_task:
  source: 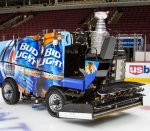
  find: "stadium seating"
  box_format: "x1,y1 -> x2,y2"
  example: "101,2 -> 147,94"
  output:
0,8 -> 94,40
106,5 -> 150,49
0,5 -> 150,50
0,13 -> 18,25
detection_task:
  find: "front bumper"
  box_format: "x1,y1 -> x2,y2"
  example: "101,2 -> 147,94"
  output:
58,94 -> 143,120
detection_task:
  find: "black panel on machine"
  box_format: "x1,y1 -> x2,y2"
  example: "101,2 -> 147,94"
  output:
100,37 -> 117,60
64,44 -> 86,78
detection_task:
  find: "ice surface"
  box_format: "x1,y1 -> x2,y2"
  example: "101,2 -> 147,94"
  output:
0,84 -> 150,131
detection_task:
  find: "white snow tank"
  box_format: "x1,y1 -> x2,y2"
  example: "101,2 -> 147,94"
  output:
91,11 -> 110,54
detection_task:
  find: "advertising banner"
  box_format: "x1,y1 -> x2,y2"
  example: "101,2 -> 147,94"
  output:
0,31 -> 72,97
125,62 -> 150,82
119,37 -> 142,48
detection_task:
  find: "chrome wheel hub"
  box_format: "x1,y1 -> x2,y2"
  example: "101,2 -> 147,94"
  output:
49,94 -> 62,112
3,84 -> 13,100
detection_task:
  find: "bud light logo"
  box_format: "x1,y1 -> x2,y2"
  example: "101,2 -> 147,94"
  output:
14,37 -> 41,68
129,65 -> 150,75
15,43 -> 38,65
39,48 -> 62,68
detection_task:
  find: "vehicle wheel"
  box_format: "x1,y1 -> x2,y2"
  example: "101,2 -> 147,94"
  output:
46,89 -> 66,117
2,79 -> 20,105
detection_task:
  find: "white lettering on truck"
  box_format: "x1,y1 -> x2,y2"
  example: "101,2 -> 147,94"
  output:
15,43 -> 62,68
40,48 -> 62,68
15,43 -> 38,65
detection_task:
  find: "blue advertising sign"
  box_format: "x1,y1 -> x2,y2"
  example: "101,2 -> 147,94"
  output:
119,38 -> 142,47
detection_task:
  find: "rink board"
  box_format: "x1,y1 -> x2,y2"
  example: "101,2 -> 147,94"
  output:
125,62 -> 150,83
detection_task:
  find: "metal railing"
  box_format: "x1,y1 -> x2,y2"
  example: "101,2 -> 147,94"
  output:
116,33 -> 149,62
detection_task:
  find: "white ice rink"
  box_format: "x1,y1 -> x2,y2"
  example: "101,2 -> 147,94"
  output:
0,84 -> 150,131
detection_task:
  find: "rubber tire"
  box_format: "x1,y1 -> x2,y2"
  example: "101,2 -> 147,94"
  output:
2,79 -> 20,105
46,89 -> 66,117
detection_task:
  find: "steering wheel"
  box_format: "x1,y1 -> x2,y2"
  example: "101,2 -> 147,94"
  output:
74,28 -> 87,45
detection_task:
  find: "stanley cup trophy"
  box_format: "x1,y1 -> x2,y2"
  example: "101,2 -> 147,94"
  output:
91,11 -> 110,54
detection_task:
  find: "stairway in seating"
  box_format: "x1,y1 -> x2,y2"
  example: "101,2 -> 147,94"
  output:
109,12 -> 123,24
106,5 -> 150,51
83,7 -> 117,30
13,15 -> 34,27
